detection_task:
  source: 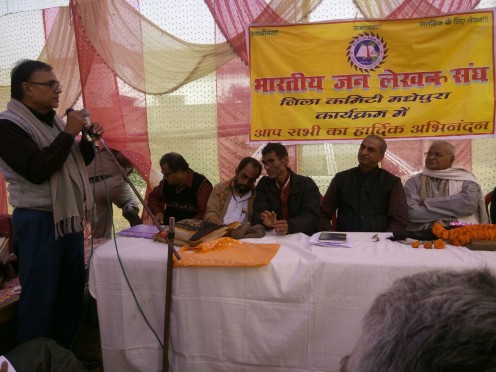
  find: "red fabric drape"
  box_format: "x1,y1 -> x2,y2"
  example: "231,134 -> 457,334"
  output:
70,0 -> 152,183
211,1 -> 301,180
204,0 -> 287,64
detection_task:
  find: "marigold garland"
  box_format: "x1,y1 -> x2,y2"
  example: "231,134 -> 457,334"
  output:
432,223 -> 496,246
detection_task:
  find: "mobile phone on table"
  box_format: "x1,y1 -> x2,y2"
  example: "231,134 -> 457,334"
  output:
319,232 -> 347,241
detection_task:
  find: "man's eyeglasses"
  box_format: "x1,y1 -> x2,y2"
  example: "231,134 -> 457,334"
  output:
424,152 -> 446,158
27,80 -> 62,92
161,170 -> 174,177
262,159 -> 280,167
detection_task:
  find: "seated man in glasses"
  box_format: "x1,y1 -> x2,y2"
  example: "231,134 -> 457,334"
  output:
204,157 -> 262,225
404,140 -> 488,231
252,142 -> 320,235
147,152 -> 213,224
320,134 -> 408,232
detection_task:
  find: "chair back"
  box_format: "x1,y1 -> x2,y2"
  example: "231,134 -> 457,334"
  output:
486,191 -> 494,222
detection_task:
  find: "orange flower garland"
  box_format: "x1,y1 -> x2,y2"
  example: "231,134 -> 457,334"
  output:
432,223 -> 496,246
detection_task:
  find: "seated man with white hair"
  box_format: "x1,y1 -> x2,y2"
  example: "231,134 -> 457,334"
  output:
404,140 -> 488,231
341,268 -> 496,372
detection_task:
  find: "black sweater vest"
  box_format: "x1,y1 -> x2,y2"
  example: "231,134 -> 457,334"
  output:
161,172 -> 207,221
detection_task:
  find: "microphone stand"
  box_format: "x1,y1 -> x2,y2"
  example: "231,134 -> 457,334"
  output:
92,135 -> 180,259
163,217 -> 175,372
91,134 -> 179,371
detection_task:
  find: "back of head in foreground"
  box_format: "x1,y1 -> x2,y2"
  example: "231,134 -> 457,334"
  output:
343,268 -> 496,372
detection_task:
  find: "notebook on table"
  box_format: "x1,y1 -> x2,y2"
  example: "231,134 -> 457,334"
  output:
116,224 -> 166,239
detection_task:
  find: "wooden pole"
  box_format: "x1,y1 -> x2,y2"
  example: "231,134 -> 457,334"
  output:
162,217 -> 175,371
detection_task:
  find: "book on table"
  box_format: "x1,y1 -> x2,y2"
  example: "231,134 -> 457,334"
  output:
118,219 -> 241,247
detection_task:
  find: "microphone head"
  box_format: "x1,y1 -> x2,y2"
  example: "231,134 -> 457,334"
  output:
65,107 -> 74,116
81,108 -> 90,117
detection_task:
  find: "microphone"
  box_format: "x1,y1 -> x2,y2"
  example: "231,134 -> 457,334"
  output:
65,108 -> 97,141
168,217 -> 175,235
80,108 -> 99,140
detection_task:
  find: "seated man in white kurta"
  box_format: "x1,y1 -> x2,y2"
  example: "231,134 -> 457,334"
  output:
404,140 -> 488,231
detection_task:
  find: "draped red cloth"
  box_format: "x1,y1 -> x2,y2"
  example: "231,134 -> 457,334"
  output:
70,1 -> 152,182
204,0 -> 287,64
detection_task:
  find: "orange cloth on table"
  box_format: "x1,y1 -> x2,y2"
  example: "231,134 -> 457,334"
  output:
173,237 -> 280,268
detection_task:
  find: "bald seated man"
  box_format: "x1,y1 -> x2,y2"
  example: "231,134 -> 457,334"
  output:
404,140 -> 488,231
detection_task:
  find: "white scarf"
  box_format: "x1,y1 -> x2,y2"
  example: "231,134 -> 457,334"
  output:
421,167 -> 488,224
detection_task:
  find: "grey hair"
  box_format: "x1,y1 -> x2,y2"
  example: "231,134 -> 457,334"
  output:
365,134 -> 387,154
430,140 -> 455,156
343,269 -> 496,372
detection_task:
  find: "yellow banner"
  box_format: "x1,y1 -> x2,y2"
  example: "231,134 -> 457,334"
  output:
249,10 -> 495,142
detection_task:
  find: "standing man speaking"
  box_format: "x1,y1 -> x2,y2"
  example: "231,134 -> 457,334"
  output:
0,60 -> 103,348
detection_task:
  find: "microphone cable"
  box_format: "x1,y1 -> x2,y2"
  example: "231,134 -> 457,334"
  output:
74,136 -> 164,350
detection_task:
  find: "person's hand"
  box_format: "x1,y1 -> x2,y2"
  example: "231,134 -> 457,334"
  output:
261,210 -> 277,229
91,122 -> 105,138
155,212 -> 164,225
65,109 -> 86,137
274,219 -> 288,235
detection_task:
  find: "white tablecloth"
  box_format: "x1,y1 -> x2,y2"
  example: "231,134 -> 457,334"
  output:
88,232 -> 496,372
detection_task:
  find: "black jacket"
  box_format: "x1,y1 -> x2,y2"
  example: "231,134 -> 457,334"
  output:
252,168 -> 320,235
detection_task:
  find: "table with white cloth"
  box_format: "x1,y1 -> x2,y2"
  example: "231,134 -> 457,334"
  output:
88,232 -> 496,372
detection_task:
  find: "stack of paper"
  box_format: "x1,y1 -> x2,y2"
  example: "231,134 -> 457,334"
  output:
309,232 -> 352,248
